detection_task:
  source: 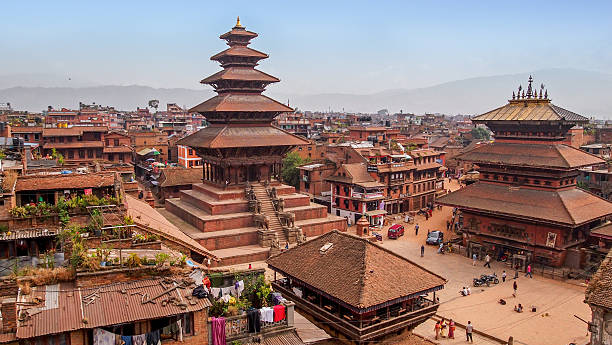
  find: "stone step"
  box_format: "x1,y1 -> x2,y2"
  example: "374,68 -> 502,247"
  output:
210,245 -> 270,267
180,189 -> 248,215
165,198 -> 253,232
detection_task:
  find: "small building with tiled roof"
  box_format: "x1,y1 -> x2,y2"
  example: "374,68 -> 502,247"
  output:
156,167 -> 203,201
14,171 -> 119,207
438,76 -> 612,268
267,230 -> 446,342
585,250 -> 612,345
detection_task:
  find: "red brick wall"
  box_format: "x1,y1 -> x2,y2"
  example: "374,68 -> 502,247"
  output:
164,310 -> 209,345
463,211 -> 573,266
198,231 -> 258,250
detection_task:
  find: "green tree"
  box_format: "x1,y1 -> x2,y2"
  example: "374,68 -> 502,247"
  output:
281,152 -> 310,188
471,127 -> 490,141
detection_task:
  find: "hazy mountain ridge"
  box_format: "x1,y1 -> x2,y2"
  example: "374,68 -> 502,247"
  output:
1,68 -> 611,118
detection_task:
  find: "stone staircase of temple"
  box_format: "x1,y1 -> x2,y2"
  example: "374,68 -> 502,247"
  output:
251,183 -> 288,246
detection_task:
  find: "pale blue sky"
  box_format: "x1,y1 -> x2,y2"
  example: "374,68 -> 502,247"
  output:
1,0 -> 611,94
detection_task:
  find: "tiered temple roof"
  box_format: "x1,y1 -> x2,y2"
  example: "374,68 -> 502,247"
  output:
438,76 -> 612,225
177,18 -> 308,185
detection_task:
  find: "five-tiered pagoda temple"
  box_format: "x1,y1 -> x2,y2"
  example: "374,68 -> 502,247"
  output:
166,19 -> 347,266
439,77 -> 612,267
178,17 -> 309,185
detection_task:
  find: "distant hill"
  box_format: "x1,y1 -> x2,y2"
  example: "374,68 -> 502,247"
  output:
0,85 -> 213,112
272,68 -> 612,118
1,68 -> 611,118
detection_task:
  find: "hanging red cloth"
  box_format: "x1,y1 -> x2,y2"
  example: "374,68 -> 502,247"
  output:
273,305 -> 285,322
202,276 -> 211,289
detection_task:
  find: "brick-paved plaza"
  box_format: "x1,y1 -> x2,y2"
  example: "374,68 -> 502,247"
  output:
374,179 -> 591,345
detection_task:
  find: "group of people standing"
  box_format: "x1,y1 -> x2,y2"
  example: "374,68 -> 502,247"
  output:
434,319 -> 474,342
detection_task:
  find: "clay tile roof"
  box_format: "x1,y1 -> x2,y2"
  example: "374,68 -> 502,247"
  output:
189,94 -> 293,113
590,222 -> 612,239
16,277 -> 211,338
125,195 -> 217,260
42,126 -> 108,137
210,46 -> 268,61
456,142 -> 604,169
200,67 -> 279,84
472,100 -> 588,123
437,182 -> 612,226
585,250 -> 612,309
220,28 -> 258,39
103,146 -> 133,153
43,141 -> 104,149
15,172 -> 115,192
343,163 -> 376,183
177,125 -> 308,149
159,167 -> 203,187
10,126 -> 43,133
267,231 -> 446,311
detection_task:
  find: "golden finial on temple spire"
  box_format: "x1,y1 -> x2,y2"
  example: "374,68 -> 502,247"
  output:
235,16 -> 243,28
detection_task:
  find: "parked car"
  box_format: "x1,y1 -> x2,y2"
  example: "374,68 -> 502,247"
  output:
426,231 -> 444,245
387,224 -> 405,239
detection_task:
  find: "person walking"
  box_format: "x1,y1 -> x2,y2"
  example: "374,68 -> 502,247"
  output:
415,224 -> 419,236
502,270 -> 507,283
484,254 -> 491,268
420,245 -> 425,257
434,320 -> 441,340
446,220 -> 450,231
525,264 -> 533,278
448,319 -> 455,339
466,321 -> 473,343
472,253 -> 477,266
513,280 -> 518,297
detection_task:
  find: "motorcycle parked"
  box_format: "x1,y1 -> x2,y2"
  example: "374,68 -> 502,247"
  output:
480,273 -> 500,284
473,277 -> 490,287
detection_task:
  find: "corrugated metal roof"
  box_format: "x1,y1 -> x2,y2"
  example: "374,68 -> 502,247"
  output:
0,228 -> 57,241
17,276 -> 211,338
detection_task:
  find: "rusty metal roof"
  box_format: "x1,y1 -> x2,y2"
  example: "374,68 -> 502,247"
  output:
200,67 -> 279,84
189,94 -> 293,113
17,277 -> 211,338
472,99 -> 588,123
177,124 -> 308,149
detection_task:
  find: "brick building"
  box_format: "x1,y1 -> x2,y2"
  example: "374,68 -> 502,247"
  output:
103,131 -> 132,163
327,162 -> 386,226
40,126 -> 107,163
130,130 -> 169,162
439,77 -> 612,267
177,145 -> 202,168
268,230 -> 446,343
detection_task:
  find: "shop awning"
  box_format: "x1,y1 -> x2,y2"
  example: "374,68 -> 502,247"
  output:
365,210 -> 387,217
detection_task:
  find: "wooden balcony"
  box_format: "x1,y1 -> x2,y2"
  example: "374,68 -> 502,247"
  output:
207,301 -> 295,343
272,281 -> 439,342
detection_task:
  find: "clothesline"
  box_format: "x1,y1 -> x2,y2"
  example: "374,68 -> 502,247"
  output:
93,320 -> 183,345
